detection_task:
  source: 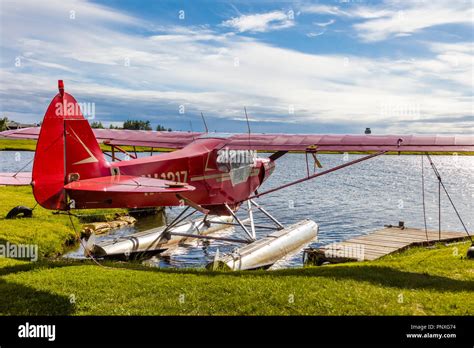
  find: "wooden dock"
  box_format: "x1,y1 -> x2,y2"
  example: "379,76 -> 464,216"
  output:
305,226 -> 470,264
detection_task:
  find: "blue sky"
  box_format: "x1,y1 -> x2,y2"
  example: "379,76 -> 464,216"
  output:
0,0 -> 472,134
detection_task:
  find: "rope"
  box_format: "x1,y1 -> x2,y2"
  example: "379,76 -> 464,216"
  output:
66,211 -> 113,269
12,157 -> 35,177
438,180 -> 441,240
425,154 -> 472,244
421,155 -> 428,241
12,131 -> 64,177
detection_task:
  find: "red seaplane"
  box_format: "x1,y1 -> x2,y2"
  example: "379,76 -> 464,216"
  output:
1,81 -> 473,269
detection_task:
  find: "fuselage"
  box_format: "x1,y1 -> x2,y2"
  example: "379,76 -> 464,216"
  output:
67,137 -> 275,214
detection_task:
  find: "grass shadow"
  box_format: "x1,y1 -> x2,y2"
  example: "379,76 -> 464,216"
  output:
298,265 -> 474,292
2,257 -> 473,297
0,259 -> 81,276
115,262 -> 474,292
0,278 -> 75,315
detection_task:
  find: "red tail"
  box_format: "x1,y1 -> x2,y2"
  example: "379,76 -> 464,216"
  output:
32,81 -> 109,210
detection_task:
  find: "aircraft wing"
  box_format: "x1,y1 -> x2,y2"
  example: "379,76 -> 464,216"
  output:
225,134 -> 474,153
0,127 -> 202,149
0,172 -> 32,186
1,128 -> 473,153
0,128 -> 41,140
1,130 -> 472,189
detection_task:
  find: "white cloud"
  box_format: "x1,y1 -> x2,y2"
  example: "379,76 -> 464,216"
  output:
314,19 -> 335,27
25,58 -> 76,73
221,11 -> 294,33
303,5 -> 349,17
0,0 -> 472,134
349,8 -> 394,20
354,2 -> 473,42
306,30 -> 326,38
303,1 -> 473,42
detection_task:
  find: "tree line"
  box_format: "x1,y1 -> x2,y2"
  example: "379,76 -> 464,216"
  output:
0,116 -> 170,132
90,120 -> 171,132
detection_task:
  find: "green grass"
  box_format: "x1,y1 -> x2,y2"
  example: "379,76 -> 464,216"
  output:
0,186 -> 126,258
0,242 -> 472,315
0,139 -> 38,151
0,186 -> 77,258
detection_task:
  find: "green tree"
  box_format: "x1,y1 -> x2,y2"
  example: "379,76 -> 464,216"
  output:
0,117 -> 8,131
123,119 -> 152,130
90,121 -> 104,129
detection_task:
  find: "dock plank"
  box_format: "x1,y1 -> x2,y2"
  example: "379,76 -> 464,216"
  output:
338,241 -> 398,251
380,229 -> 466,238
369,230 -> 465,241
352,234 -> 428,242
317,227 -> 470,262
344,236 -> 412,246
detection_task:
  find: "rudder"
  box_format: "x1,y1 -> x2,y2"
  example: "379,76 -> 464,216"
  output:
32,80 -> 109,210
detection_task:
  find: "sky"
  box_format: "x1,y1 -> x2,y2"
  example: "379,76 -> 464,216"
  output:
0,0 -> 472,134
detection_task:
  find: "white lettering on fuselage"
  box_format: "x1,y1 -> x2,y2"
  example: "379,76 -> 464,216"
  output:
142,171 -> 188,182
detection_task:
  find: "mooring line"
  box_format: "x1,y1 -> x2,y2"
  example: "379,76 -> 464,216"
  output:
66,211 -> 114,270
425,154 -> 472,243
421,154 -> 428,241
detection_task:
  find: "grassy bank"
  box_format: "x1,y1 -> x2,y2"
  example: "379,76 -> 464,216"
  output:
0,139 -> 37,151
0,186 -> 126,258
0,186 -> 77,257
0,242 -> 472,315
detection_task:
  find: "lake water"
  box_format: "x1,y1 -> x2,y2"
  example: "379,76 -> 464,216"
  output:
1,150 -> 473,268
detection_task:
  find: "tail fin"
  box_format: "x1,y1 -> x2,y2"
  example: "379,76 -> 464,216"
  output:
32,80 -> 109,210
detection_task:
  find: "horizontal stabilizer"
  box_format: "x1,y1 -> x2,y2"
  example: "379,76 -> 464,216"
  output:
64,175 -> 195,194
0,172 -> 32,186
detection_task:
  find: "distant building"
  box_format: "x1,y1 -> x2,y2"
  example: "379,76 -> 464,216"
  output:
6,121 -> 40,130
364,127 -> 372,134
